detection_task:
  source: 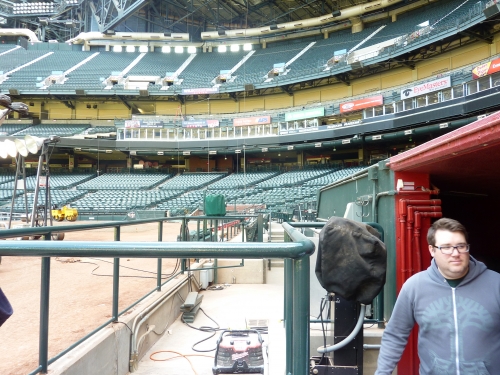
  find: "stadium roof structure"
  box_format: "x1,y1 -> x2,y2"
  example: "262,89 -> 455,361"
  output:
0,0 -> 381,42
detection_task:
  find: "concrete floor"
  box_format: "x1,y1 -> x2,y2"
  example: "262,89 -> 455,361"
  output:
131,267 -> 286,375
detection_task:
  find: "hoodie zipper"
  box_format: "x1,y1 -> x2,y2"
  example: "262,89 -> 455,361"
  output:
451,287 -> 460,375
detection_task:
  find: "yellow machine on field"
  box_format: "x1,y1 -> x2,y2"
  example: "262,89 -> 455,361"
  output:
51,205 -> 78,222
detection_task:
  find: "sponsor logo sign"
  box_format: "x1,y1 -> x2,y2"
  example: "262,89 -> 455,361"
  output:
400,76 -> 450,99
284,107 -> 325,122
181,87 -> 219,95
124,120 -> 164,128
125,120 -> 141,128
233,116 -> 271,126
340,95 -> 383,114
472,57 -> 500,79
182,119 -> 220,128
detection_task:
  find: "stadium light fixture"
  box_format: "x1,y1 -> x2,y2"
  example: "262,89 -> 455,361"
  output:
218,45 -> 227,53
126,45 -> 135,52
174,46 -> 183,53
162,46 -> 171,53
113,45 -> 122,52
187,46 -> 196,53
139,46 -> 148,53
230,44 -> 239,52
243,43 -> 252,51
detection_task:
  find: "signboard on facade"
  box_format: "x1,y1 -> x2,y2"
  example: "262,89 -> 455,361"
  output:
124,120 -> 141,128
340,95 -> 383,114
182,119 -> 220,128
181,87 -> 219,95
284,107 -> 325,122
400,76 -> 451,99
472,57 -> 500,79
124,120 -> 163,128
233,116 -> 271,126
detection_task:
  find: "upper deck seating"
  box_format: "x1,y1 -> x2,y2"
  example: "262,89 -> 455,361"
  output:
207,172 -> 279,189
233,41 -> 310,85
77,173 -> 170,190
159,173 -> 226,191
155,190 -> 206,215
7,190 -> 86,212
0,124 -> 30,135
181,50 -> 249,88
70,189 -> 182,212
5,51 -> 92,90
125,52 -> 187,77
361,0 -> 479,51
255,168 -> 333,188
13,124 -> 90,137
63,52 -> 141,90
0,173 -> 95,190
85,126 -> 117,134
304,167 -> 365,186
0,49 -> 49,77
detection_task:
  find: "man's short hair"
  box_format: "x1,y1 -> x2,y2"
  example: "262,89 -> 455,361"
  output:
427,218 -> 468,246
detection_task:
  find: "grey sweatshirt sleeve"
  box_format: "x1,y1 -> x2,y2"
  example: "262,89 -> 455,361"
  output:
375,282 -> 416,375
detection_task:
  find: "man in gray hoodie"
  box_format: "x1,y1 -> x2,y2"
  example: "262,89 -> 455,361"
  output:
375,218 -> 500,375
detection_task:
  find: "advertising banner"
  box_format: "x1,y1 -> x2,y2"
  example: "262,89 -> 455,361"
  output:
182,119 -> 220,128
181,87 -> 219,95
472,57 -> 500,79
400,76 -> 450,99
124,120 -> 141,128
340,95 -> 383,114
233,116 -> 271,126
284,107 -> 325,122
124,120 -> 163,128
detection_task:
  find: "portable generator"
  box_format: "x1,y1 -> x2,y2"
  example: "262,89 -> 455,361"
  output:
212,330 -> 265,374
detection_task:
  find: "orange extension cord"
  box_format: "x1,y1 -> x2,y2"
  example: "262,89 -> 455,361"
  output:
150,350 -> 214,375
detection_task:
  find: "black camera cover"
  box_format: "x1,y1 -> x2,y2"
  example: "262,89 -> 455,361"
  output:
315,217 -> 387,304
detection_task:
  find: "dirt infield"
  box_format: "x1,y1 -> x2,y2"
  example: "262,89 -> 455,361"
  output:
0,221 -> 185,375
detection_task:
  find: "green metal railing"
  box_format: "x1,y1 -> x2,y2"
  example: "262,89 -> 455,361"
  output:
0,216 -> 315,375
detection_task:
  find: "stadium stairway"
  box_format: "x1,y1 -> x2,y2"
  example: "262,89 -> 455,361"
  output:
265,221 -> 286,271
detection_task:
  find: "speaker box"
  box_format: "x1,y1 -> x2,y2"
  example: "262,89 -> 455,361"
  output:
483,3 -> 500,17
332,10 -> 341,17
9,88 -> 19,96
244,84 -> 255,91
75,89 -> 85,95
218,30 -> 226,36
270,25 -> 278,30
350,61 -> 363,70
163,32 -> 171,37
139,90 -> 149,96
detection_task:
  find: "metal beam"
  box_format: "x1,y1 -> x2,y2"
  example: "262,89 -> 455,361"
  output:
459,29 -> 493,44
117,95 -> 132,110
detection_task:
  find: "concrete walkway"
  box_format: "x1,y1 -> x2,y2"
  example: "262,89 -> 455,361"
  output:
131,274 -> 286,375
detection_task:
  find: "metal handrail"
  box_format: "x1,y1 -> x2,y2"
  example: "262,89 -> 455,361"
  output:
0,217 -> 315,375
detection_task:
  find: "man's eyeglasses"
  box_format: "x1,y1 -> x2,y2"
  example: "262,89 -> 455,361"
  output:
432,244 -> 470,255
